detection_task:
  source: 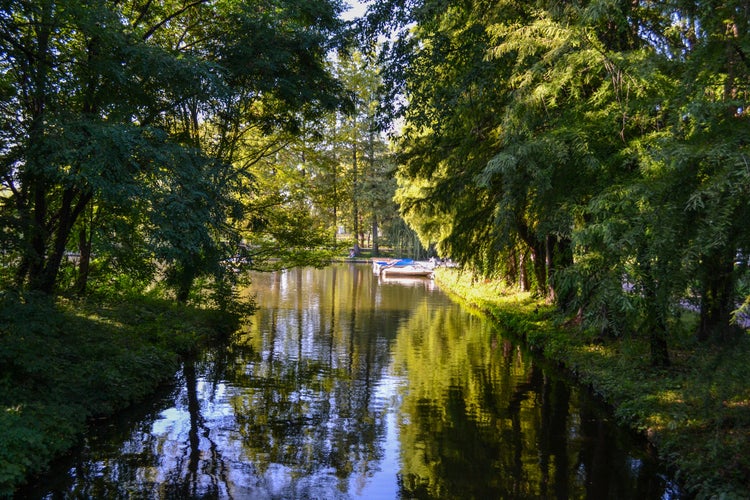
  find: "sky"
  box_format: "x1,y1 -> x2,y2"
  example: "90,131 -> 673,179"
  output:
341,0 -> 368,21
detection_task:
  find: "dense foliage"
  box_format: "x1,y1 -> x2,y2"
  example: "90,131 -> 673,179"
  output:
366,0 -> 750,365
0,0 -> 364,303
0,4 -> 404,489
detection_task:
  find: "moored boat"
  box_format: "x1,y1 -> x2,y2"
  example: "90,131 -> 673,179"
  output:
374,258 -> 435,279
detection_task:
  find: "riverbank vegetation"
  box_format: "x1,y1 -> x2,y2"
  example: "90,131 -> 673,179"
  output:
371,2 -> 750,493
436,268 -> 750,498
0,0 -> 412,493
2,0 -> 750,496
368,0 -> 750,368
0,290 -> 242,495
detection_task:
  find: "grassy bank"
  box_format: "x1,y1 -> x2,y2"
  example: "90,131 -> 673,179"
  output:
0,292 -> 240,496
435,268 -> 750,499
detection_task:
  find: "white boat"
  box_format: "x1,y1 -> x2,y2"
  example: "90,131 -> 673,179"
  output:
373,259 -> 434,279
372,259 -> 393,274
381,265 -> 434,279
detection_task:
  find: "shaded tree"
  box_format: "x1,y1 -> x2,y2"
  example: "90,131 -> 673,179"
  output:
367,0 -> 750,364
0,0 -> 349,302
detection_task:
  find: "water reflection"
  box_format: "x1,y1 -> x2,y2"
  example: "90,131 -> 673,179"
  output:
21,264 -> 678,499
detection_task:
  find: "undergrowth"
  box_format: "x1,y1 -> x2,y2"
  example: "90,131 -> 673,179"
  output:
435,268 -> 750,499
0,291 -> 241,496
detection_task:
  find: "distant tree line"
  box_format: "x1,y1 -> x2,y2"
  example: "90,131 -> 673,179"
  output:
364,0 -> 750,365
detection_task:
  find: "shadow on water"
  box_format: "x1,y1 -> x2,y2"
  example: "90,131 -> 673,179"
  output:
18,264 -> 682,499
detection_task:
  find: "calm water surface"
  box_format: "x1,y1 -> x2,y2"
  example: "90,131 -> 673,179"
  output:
24,264 -> 680,499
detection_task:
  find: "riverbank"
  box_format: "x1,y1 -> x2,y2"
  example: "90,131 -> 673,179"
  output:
434,268 -> 750,499
0,292 -> 242,496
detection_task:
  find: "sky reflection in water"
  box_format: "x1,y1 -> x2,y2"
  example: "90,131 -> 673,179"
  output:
26,264 -> 679,499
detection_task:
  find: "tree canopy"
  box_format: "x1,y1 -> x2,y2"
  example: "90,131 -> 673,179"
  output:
2,0 -> 748,365
0,0 -> 360,302
366,0 -> 750,365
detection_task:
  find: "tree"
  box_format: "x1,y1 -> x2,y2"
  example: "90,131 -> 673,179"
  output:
259,50 -> 395,259
377,0 -> 592,298
0,0 -> 169,293
0,0 -> 350,301
368,0 -> 750,364
329,51 -> 392,255
382,0 -> 518,276
668,0 -> 750,342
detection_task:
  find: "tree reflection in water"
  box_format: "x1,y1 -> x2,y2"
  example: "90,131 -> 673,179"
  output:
22,264 -> 679,498
391,304 -> 672,499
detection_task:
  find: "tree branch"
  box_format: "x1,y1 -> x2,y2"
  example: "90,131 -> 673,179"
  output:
141,0 -> 211,41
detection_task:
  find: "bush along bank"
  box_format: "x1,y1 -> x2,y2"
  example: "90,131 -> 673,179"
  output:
434,268 -> 750,499
0,291 -> 242,496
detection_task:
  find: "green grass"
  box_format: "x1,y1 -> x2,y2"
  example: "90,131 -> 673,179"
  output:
435,268 -> 750,499
0,291 -> 240,496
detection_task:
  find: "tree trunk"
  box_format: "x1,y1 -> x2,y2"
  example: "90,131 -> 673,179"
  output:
19,182 -> 48,290
547,235 -> 574,308
516,219 -> 548,298
351,143 -> 359,250
531,242 -> 548,298
545,235 -> 555,301
372,216 -> 379,256
506,246 -> 518,288
649,322 -> 671,368
644,287 -> 671,367
332,179 -> 339,246
28,189 -> 92,294
697,251 -> 737,342
75,223 -> 92,296
641,261 -> 671,367
175,266 -> 196,304
18,1 -> 53,292
519,249 -> 530,292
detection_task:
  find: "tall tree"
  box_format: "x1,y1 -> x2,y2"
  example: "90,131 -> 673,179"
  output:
670,0 -> 750,341
0,0 -> 349,300
274,51 -> 394,258
368,0 -> 749,364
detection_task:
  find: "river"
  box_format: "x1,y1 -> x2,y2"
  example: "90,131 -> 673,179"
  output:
22,263 -> 680,498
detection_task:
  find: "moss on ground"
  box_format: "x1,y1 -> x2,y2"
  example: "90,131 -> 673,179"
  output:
0,292 -> 240,496
435,268 -> 750,499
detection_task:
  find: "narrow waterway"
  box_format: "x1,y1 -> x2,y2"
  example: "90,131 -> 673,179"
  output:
23,264 -> 679,498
